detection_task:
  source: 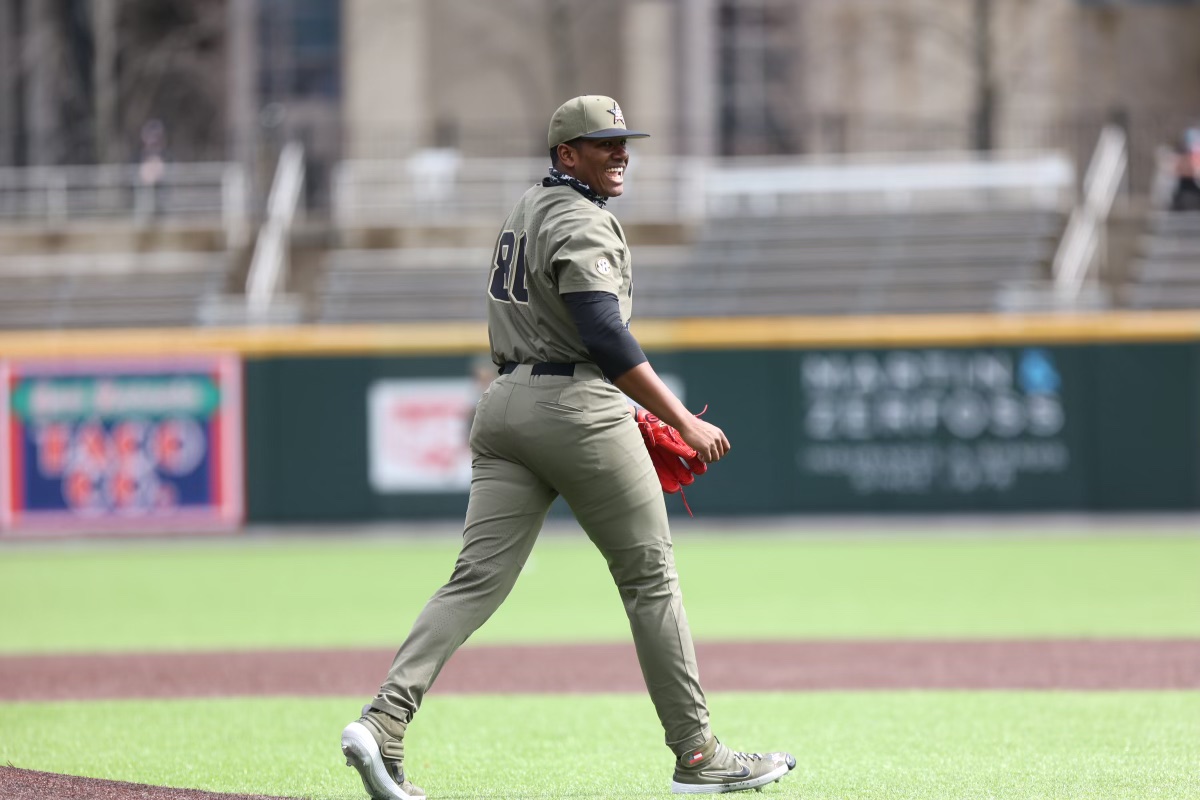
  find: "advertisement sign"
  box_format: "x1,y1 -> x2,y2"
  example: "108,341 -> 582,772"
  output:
368,379 -> 477,493
366,374 -> 684,495
796,347 -> 1082,509
1,356 -> 243,535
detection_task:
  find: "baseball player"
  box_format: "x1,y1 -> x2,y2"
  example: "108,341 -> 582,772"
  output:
341,95 -> 797,798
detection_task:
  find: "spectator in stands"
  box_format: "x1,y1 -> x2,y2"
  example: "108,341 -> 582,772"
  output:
1170,127 -> 1200,212
136,119 -> 168,220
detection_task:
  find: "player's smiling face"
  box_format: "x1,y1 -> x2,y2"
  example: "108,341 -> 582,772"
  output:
563,137 -> 628,198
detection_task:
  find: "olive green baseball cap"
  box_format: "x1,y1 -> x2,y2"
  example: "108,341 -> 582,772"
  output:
547,95 -> 650,149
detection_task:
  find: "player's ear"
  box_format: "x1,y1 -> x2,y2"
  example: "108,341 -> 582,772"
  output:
556,142 -> 577,169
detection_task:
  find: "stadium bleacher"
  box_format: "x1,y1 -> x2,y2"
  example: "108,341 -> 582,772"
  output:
315,152 -> 1072,323
0,150 -> 1100,328
634,210 -> 1062,317
317,246 -> 492,323
316,208 -> 1063,322
0,250 -> 235,330
0,161 -> 247,331
1123,212 -> 1200,309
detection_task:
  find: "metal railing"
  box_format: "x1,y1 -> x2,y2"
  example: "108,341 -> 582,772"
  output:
246,142 -> 305,320
331,150 -> 1076,227
700,151 -> 1074,216
0,162 -> 248,242
1052,125 -> 1128,303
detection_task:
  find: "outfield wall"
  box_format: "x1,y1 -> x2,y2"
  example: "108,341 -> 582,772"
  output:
2,312 -> 1199,531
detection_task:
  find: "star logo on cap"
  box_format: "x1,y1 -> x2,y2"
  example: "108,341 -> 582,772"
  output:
607,103 -> 626,127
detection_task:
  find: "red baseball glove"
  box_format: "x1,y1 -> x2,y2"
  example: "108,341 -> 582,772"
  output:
635,407 -> 708,514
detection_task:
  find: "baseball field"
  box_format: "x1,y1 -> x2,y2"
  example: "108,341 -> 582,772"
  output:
1,523 -> 1198,799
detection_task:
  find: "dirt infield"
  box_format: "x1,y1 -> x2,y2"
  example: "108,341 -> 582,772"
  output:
5,639 -> 1198,799
4,639 -> 1199,702
0,767 -> 292,800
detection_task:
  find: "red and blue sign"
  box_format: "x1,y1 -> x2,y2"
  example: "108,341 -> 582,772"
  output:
1,356 -> 243,536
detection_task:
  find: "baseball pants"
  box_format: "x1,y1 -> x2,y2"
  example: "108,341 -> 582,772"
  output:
369,362 -> 712,757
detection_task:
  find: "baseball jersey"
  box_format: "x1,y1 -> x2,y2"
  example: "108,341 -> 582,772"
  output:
486,184 -> 633,366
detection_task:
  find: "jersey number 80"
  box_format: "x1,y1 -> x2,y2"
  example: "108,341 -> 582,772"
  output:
487,229 -> 529,304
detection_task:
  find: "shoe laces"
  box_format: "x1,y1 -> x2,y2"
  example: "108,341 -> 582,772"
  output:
713,739 -> 766,763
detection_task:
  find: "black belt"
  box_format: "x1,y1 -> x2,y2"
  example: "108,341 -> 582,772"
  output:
501,361 -> 576,376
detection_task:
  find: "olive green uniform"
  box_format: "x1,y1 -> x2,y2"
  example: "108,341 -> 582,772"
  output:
369,183 -> 712,757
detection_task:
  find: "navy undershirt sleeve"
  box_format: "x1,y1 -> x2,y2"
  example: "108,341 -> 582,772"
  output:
561,291 -> 647,381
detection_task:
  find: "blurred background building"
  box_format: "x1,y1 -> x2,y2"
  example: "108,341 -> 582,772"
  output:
2,0 -> 1198,183
0,0 -> 1198,324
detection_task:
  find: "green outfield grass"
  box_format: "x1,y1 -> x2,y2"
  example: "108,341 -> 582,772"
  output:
2,693 -> 1197,799
1,532 -> 1198,653
2,530 -> 1197,799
